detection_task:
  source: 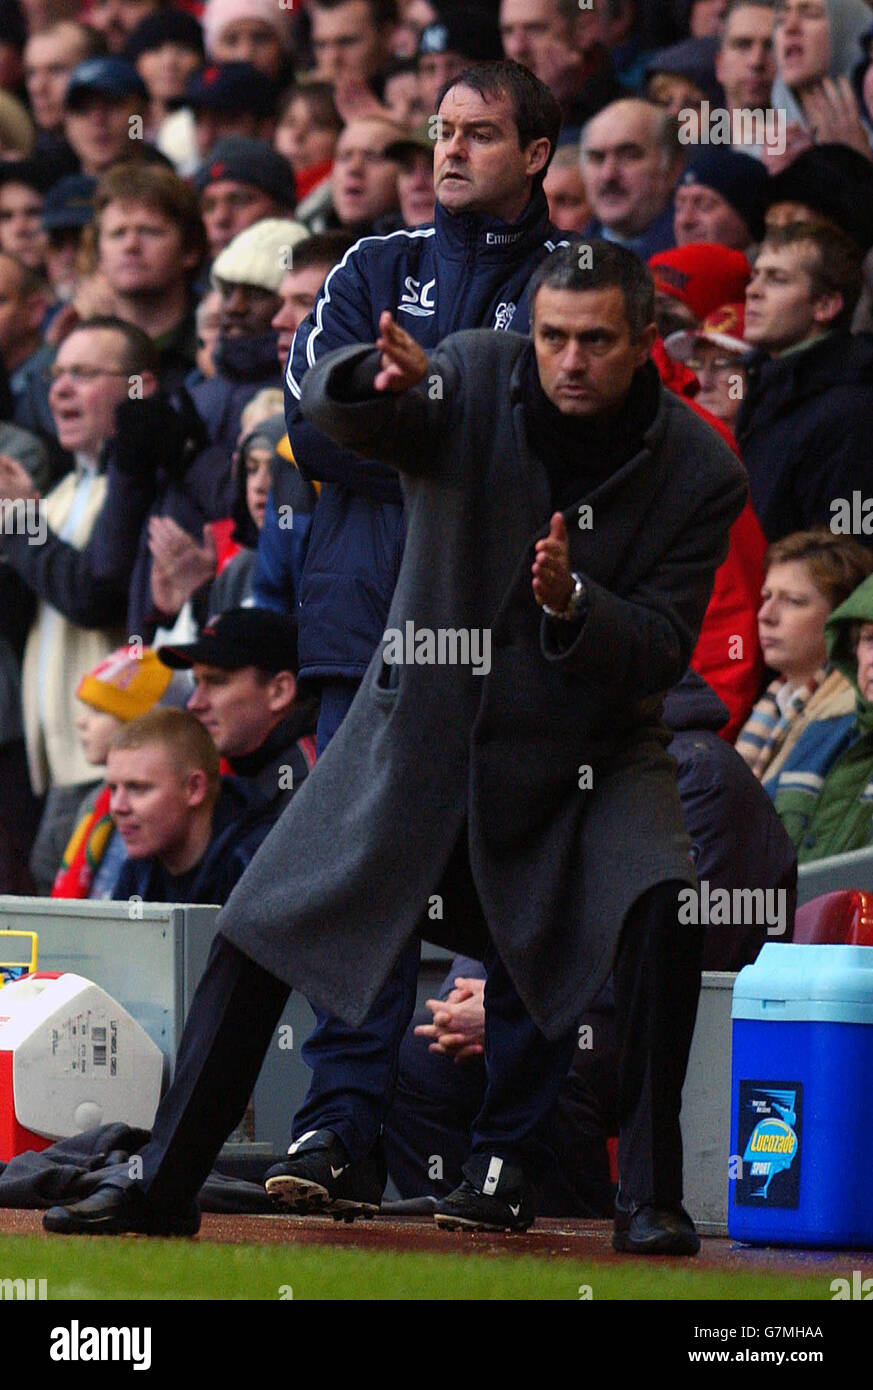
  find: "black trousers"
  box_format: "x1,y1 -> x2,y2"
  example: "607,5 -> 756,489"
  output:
128,878 -> 701,1213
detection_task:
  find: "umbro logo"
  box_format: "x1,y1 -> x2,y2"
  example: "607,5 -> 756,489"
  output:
508,1203 -> 521,1217
330,1165 -> 347,1180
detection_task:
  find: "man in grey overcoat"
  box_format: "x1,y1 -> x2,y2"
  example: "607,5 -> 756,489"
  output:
44,243 -> 747,1253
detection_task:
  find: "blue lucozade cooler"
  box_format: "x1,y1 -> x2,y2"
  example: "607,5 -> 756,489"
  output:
729,943 -> 873,1247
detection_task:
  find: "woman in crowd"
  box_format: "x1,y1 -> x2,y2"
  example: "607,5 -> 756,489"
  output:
765,569 -> 873,861
736,529 -> 873,781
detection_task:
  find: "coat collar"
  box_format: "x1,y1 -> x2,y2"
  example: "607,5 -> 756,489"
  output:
508,345 -> 672,579
434,186 -> 562,264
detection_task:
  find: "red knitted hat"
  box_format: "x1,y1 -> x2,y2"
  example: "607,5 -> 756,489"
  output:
648,244 -> 751,323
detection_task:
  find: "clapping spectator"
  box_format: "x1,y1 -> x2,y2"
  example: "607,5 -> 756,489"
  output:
0,317 -> 159,891
766,0 -> 872,171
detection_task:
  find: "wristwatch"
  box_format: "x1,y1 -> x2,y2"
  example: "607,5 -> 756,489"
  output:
543,572 -> 587,621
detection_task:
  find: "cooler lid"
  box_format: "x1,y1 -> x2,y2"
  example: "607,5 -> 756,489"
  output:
732,943 -> 873,1024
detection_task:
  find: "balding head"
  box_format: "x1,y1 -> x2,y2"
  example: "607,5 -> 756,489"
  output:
581,99 -> 683,239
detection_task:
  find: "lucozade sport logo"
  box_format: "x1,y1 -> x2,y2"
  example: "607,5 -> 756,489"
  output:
735,1085 -> 802,1207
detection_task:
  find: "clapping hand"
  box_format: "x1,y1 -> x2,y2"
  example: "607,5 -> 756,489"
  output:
532,512 -> 574,612
803,77 -> 872,160
148,516 -> 217,615
0,454 -> 38,503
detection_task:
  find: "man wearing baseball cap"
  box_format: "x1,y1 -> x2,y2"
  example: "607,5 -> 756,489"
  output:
416,8 -> 503,115
664,302 -> 751,427
62,57 -> 149,176
158,607 -> 319,815
41,173 -> 96,304
674,149 -> 769,253
195,133 -> 297,259
187,62 -> 279,163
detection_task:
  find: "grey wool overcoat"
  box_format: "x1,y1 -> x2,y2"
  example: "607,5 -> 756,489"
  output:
218,330 -> 748,1040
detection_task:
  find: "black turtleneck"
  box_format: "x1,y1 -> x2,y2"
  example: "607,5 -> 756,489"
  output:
521,349 -> 662,512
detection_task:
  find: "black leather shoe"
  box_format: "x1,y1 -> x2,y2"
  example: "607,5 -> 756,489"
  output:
612,1203 -> 700,1256
43,1184 -> 200,1237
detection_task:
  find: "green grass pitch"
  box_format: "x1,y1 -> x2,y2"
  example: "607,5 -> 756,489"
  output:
0,1234 -> 836,1300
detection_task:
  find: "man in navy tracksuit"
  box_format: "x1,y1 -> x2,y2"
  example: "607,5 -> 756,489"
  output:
267,60 -> 569,1216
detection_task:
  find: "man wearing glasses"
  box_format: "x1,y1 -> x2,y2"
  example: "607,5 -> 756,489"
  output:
0,316 -> 159,892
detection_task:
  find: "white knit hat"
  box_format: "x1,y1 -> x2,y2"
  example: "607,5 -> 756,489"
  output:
211,217 -> 310,293
202,0 -> 294,56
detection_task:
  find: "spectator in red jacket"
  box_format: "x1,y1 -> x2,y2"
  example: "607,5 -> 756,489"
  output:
659,299 -> 767,740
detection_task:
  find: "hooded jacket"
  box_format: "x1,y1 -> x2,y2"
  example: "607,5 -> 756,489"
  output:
765,572 -> 873,860
771,0 -> 873,130
736,331 -> 873,542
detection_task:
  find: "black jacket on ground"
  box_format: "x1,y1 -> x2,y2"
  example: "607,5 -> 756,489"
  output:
736,331 -> 873,542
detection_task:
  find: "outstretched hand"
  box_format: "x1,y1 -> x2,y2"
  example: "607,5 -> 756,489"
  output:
373,311 -> 429,393
532,512 -> 574,612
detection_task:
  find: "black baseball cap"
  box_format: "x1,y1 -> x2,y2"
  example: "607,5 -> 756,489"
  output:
42,175 -> 97,231
186,62 -> 278,120
65,57 -> 148,109
417,8 -> 502,63
158,608 -> 300,675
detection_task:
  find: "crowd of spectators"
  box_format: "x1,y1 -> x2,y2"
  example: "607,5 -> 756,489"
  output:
4,0 -> 873,1214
